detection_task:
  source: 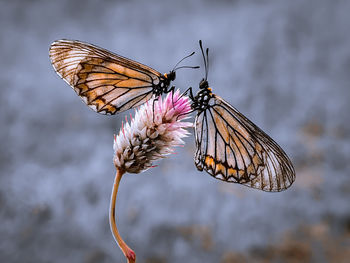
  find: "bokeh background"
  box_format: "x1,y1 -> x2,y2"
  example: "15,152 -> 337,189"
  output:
1,0 -> 350,262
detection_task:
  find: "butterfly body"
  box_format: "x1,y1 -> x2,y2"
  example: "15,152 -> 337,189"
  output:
50,40 -> 177,115
190,79 -> 213,113
153,71 -> 176,97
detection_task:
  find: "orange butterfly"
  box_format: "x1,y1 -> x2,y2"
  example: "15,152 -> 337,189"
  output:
49,40 -> 197,115
188,41 -> 295,192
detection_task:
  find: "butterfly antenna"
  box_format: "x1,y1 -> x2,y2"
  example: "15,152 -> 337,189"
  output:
206,47 -> 209,80
172,51 -> 198,71
199,40 -> 208,80
173,65 -> 200,71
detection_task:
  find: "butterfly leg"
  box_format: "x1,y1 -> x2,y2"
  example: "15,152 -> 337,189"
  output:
152,96 -> 160,123
175,87 -> 195,121
180,86 -> 195,101
166,86 -> 176,109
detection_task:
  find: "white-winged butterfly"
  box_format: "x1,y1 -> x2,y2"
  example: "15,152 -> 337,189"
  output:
187,41 -> 295,192
49,39 -> 197,115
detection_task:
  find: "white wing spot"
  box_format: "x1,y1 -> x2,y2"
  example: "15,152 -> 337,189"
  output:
88,104 -> 97,112
227,176 -> 235,182
81,96 -> 88,104
215,174 -> 225,180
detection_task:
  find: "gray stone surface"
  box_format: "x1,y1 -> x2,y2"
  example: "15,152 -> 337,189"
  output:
1,0 -> 349,262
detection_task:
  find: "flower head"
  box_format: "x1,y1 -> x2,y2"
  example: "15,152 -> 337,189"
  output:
113,90 -> 192,174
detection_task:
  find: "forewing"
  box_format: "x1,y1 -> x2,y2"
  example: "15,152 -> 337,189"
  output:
194,95 -> 295,192
49,39 -> 161,114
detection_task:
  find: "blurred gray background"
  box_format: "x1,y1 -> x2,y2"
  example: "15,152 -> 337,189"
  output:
1,0 -> 350,262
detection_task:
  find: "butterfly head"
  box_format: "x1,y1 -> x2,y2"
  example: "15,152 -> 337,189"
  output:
199,78 -> 209,90
165,71 -> 176,82
158,71 -> 176,94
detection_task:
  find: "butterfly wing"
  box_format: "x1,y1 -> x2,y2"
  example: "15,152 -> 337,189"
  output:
194,95 -> 295,192
49,40 -> 162,114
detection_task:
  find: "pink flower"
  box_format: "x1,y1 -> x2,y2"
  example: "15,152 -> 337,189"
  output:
110,90 -> 192,263
113,90 -> 192,174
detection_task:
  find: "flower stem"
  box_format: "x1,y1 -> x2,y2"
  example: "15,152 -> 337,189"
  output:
109,168 -> 136,263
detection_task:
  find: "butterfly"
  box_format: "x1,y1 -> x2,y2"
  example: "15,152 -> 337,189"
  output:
49,39 -> 197,115
187,41 -> 295,192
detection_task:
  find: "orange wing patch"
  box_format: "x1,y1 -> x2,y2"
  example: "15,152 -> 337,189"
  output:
202,155 -> 263,183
